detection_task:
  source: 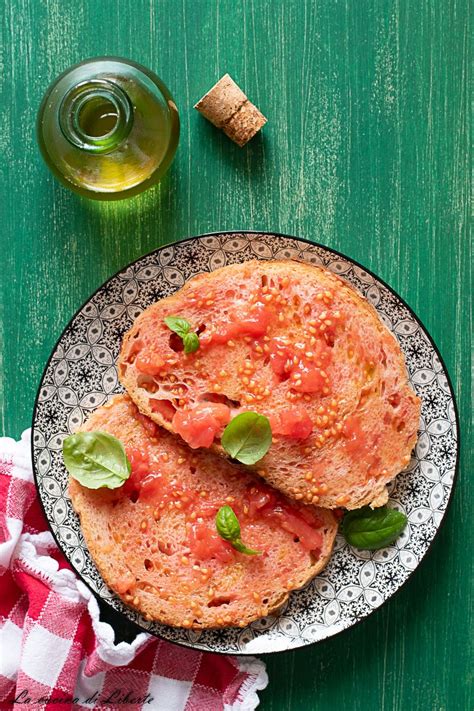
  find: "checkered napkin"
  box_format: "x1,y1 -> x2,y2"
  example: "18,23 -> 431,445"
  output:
0,431 -> 268,710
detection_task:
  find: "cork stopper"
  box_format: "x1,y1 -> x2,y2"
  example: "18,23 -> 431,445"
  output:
194,74 -> 267,147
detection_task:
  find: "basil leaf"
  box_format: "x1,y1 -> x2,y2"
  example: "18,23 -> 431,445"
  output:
183,331 -> 200,354
164,315 -> 200,354
221,412 -> 272,465
215,505 -> 260,555
216,504 -> 241,540
63,431 -> 131,490
341,506 -> 408,550
164,315 -> 191,337
232,539 -> 261,556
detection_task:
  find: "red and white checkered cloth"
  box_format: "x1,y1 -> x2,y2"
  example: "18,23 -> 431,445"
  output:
0,431 -> 268,711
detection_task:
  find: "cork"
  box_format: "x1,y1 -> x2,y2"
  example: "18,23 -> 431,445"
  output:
194,74 -> 267,147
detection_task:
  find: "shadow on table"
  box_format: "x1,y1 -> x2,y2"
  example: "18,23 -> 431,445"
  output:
194,115 -> 270,185
262,509 -> 455,707
97,599 -> 144,644
44,165 -> 183,283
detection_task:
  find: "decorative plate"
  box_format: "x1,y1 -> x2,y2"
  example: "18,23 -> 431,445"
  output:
32,232 -> 459,654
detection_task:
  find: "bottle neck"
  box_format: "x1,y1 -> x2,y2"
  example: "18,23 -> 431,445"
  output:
59,79 -> 133,153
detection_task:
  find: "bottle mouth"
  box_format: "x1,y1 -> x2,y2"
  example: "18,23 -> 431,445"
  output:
59,79 -> 133,153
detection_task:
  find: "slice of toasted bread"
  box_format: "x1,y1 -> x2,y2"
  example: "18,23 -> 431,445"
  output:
69,394 -> 338,629
119,260 -> 420,510
119,261 -> 420,509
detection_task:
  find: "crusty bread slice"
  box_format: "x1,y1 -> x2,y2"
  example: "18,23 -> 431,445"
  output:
119,260 -> 420,510
69,394 -> 338,629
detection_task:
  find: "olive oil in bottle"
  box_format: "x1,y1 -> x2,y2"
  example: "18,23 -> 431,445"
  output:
37,57 -> 179,200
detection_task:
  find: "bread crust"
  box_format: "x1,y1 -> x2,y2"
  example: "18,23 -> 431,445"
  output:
70,395 -> 338,628
119,260 -> 421,510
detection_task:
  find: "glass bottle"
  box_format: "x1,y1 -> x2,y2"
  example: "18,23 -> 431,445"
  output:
37,57 -> 180,200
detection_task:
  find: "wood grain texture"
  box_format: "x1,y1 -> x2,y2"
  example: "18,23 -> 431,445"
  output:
1,1 -> 471,709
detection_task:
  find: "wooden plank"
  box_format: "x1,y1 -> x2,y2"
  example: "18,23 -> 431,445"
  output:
1,1 -> 470,708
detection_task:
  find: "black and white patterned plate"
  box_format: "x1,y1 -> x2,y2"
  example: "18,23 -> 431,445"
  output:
32,232 -> 459,654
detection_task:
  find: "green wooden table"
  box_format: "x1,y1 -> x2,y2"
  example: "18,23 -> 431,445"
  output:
2,1 -> 471,709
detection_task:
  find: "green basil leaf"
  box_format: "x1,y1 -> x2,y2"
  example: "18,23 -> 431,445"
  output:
164,316 -> 200,353
215,505 -> 260,555
231,538 -> 261,556
341,505 -> 408,550
183,331 -> 200,354
216,505 -> 241,541
63,431 -> 131,490
164,315 -> 191,337
221,412 -> 272,465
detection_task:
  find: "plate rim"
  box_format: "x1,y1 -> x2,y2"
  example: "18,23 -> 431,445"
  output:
31,229 -> 461,655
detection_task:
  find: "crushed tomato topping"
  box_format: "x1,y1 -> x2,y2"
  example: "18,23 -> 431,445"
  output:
188,521 -> 235,563
268,338 -> 332,394
135,352 -> 167,376
341,415 -> 369,456
121,447 -> 325,561
148,398 -> 176,422
172,402 -> 231,448
268,406 -> 313,439
200,302 -> 272,346
135,410 -> 160,438
245,485 -> 324,553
